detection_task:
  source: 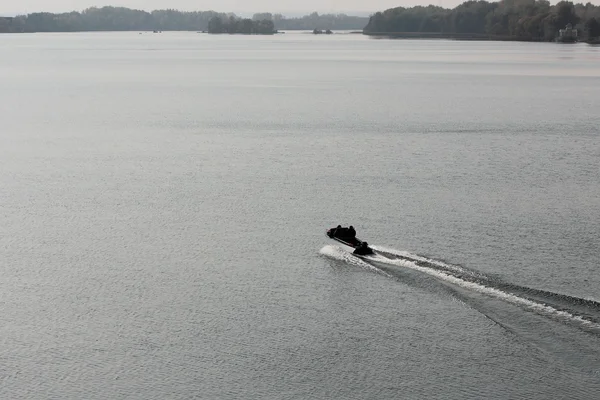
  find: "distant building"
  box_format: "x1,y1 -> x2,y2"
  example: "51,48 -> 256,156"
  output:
557,23 -> 578,43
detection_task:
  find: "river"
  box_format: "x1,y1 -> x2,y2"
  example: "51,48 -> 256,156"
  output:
1,31 -> 599,399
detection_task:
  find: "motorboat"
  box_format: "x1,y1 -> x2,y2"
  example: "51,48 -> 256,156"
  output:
326,225 -> 374,256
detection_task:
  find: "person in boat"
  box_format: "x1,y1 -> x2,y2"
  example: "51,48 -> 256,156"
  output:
335,225 -> 348,238
348,226 -> 356,239
353,241 -> 373,256
334,225 -> 342,236
328,225 -> 342,238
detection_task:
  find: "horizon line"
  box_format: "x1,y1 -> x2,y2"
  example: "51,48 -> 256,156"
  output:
0,8 -> 376,18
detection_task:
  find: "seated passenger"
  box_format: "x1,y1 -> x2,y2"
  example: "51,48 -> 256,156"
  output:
353,241 -> 373,256
348,226 -> 356,238
329,225 -> 342,238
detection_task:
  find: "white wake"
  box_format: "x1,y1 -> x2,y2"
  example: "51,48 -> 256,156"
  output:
368,252 -> 600,331
371,245 -> 472,275
319,245 -> 392,278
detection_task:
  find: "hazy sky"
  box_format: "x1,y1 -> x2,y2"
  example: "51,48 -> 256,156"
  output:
1,0 -> 483,15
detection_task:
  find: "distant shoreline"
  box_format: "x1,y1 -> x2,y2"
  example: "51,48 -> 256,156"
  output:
363,1 -> 600,44
364,31 -> 600,44
0,8 -> 367,34
364,32 -> 533,42
3,29 -> 596,44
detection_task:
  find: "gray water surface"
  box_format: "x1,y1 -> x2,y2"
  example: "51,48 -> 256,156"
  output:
1,32 -> 600,399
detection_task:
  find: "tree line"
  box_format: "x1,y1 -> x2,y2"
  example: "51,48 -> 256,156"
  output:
207,16 -> 276,34
1,8 -> 222,32
3,2 -> 598,41
364,0 -> 600,41
254,12 -> 368,30
0,7 -> 367,33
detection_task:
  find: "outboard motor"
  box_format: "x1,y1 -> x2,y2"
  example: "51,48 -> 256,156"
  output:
353,241 -> 374,256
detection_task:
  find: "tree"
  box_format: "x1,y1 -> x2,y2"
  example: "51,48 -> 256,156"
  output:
239,18 -> 254,34
252,13 -> 272,21
227,15 -> 238,33
555,1 -> 579,27
0,17 -> 11,32
585,16 -> 600,38
207,16 -> 223,33
255,19 -> 275,34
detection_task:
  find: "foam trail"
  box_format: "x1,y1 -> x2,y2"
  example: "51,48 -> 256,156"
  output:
374,246 -> 600,308
371,245 -> 470,275
370,254 -> 600,331
320,245 -> 393,278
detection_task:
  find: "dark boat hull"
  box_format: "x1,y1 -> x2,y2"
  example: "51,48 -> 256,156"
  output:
326,229 -> 375,256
